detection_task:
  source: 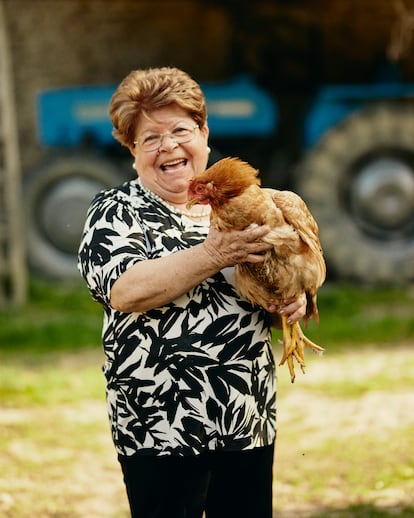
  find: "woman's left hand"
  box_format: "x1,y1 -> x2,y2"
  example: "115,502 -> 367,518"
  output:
268,293 -> 307,325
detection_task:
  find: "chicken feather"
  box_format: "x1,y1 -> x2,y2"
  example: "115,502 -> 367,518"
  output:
187,157 -> 326,382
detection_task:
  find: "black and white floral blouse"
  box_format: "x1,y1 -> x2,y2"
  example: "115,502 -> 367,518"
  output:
78,180 -> 276,457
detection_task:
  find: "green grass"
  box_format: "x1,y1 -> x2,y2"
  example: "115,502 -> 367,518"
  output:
0,356 -> 105,407
293,282 -> 414,348
274,424 -> 414,517
312,505 -> 414,518
2,277 -> 414,355
0,278 -> 102,353
276,345 -> 414,397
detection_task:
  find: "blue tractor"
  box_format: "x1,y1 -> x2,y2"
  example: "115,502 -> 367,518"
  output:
24,75 -> 414,284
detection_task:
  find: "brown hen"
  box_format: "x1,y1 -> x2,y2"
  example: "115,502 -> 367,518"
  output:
187,157 -> 326,382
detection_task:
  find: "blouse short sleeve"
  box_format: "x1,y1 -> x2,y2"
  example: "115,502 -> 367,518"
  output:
78,185 -> 148,306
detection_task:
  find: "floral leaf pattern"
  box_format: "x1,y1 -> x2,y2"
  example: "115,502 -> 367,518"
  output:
78,180 -> 276,456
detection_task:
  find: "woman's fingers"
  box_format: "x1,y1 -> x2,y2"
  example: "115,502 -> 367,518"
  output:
204,225 -> 272,266
279,294 -> 307,324
268,294 -> 307,324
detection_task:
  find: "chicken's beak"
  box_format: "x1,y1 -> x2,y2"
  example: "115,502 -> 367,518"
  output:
186,197 -> 197,210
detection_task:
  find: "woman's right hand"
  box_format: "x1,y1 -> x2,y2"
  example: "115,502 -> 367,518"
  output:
202,224 -> 273,268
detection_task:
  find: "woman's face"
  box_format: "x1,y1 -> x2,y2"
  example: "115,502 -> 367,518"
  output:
130,105 -> 209,204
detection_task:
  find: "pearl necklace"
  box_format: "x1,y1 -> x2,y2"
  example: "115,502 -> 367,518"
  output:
136,179 -> 210,220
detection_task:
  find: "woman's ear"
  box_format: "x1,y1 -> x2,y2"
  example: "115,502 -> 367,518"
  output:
201,123 -> 209,140
128,146 -> 137,172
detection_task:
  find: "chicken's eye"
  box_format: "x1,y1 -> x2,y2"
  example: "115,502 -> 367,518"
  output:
195,184 -> 206,194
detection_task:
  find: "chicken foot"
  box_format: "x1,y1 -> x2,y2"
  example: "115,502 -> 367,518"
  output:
279,315 -> 325,383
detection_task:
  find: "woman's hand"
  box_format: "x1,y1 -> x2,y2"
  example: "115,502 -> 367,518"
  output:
279,294 -> 307,324
203,225 -> 307,325
202,224 -> 273,268
268,293 -> 307,327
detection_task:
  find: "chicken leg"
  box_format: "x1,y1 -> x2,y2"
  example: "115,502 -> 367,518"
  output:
279,315 -> 325,383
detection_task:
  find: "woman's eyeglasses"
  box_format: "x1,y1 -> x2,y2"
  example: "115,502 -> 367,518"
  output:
134,125 -> 199,152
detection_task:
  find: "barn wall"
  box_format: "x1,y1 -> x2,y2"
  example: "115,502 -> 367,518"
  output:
3,0 -> 231,170
3,0 -> 414,172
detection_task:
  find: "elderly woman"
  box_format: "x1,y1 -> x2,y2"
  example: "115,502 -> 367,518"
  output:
78,67 -> 306,518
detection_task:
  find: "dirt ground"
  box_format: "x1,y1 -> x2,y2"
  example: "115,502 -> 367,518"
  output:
1,344 -> 413,518
273,345 -> 414,517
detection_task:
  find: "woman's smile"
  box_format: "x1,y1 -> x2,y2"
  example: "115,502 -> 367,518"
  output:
159,157 -> 188,173
131,105 -> 209,204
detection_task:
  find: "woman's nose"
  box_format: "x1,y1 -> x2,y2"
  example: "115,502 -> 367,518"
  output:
159,134 -> 179,151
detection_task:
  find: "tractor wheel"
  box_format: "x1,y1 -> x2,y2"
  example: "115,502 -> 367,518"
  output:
23,152 -> 131,279
295,104 -> 414,284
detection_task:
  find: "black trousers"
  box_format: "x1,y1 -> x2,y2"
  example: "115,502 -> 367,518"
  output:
118,444 -> 274,518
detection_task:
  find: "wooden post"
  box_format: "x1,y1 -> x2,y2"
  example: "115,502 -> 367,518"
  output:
0,0 -> 27,308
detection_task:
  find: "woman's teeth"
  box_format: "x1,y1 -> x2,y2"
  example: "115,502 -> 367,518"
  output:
161,159 -> 187,171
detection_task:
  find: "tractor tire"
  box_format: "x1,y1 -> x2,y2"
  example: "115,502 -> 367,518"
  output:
23,152 -> 131,279
295,104 -> 414,285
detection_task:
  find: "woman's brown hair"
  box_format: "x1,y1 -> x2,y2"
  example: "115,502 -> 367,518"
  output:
109,67 -> 207,148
